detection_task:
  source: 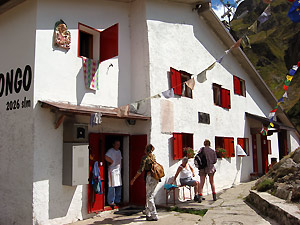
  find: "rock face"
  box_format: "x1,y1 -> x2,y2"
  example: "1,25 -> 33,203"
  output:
254,148 -> 300,202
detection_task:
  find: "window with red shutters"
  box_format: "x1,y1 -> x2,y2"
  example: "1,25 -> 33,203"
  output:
173,133 -> 193,160
215,136 -> 235,158
78,23 -> 118,62
233,75 -> 246,97
213,84 -> 231,109
213,83 -> 222,106
237,138 -> 249,156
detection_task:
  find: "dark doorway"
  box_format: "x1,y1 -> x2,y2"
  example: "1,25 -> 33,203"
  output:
278,130 -> 287,160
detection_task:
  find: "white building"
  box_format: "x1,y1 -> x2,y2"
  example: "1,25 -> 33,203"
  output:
0,0 -> 299,224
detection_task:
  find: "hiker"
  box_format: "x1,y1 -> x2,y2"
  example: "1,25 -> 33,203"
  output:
130,144 -> 159,221
105,140 -> 122,208
171,157 -> 201,202
198,139 -> 217,202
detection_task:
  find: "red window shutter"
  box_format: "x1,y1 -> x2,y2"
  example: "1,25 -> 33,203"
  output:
233,76 -> 241,95
100,23 -> 118,62
173,133 -> 183,160
221,88 -> 231,109
170,67 -> 182,96
237,138 -> 245,150
224,137 -> 234,157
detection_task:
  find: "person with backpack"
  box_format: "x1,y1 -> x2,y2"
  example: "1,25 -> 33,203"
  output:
130,144 -> 160,221
196,139 -> 217,202
171,157 -> 201,202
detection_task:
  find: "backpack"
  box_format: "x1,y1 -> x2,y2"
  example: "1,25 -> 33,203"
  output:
194,148 -> 207,170
149,158 -> 165,180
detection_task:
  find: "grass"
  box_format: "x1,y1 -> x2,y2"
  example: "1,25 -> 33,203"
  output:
256,178 -> 275,192
168,206 -> 208,217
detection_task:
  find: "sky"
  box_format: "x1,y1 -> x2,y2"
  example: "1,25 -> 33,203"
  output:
211,0 -> 242,20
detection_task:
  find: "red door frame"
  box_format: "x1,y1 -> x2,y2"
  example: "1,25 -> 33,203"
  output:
88,132 -> 129,213
129,135 -> 147,206
261,134 -> 269,174
252,134 -> 258,174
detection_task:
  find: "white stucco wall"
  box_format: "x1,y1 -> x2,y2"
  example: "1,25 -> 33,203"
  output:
0,1 -> 36,225
145,0 -> 281,203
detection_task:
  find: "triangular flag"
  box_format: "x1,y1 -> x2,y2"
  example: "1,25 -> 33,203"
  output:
260,124 -> 265,134
225,49 -> 230,54
283,92 -> 288,98
270,122 -> 274,128
288,0 -> 300,23
232,38 -> 242,49
185,78 -> 195,90
284,79 -> 291,86
270,106 -> 278,113
162,88 -> 175,99
216,55 -> 225,64
284,85 -> 289,91
129,103 -> 140,113
242,35 -> 251,48
269,116 -> 274,123
152,94 -> 161,99
248,20 -> 258,33
268,112 -> 275,118
197,70 -> 207,83
289,68 -> 297,76
257,5 -> 271,25
206,62 -> 216,71
278,97 -> 284,103
286,75 -> 293,81
116,105 -> 129,117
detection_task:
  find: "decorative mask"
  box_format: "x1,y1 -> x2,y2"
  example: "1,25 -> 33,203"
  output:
54,20 -> 71,50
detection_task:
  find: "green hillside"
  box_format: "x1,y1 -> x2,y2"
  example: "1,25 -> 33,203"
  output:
230,0 -> 300,131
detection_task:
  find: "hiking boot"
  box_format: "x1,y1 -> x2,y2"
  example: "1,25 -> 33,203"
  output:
193,194 -> 199,202
213,193 -> 217,201
198,196 -> 202,203
146,216 -> 158,221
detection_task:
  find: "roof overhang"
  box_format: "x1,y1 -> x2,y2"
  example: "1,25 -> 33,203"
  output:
39,100 -> 150,121
0,0 -> 25,15
245,112 -> 295,131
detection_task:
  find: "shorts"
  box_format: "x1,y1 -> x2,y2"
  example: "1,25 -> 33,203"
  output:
199,169 -> 216,177
180,177 -> 197,186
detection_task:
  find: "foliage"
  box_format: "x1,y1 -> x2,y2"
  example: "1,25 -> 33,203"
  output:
256,178 -> 274,192
183,147 -> 195,158
216,148 -> 227,158
168,206 -> 208,217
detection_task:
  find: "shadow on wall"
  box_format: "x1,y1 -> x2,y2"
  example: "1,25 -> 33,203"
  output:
76,66 -> 96,105
168,137 -> 178,168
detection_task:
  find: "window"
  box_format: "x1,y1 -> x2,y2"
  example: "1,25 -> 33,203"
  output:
79,31 -> 93,58
215,136 -> 235,157
237,138 -> 249,156
213,83 -> 231,109
170,68 -> 193,98
173,133 -> 193,160
78,23 -> 118,62
233,75 -> 246,96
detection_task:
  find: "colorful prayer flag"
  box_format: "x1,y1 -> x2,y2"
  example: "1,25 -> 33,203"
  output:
286,75 -> 293,81
248,21 -> 258,33
82,57 -> 100,91
206,62 -> 216,71
232,38 -> 242,49
284,85 -> 289,91
270,122 -> 274,128
283,92 -> 288,98
278,97 -> 284,103
162,88 -> 175,99
197,70 -> 207,83
257,5 -> 271,24
185,78 -> 195,90
288,0 -> 300,23
270,106 -> 278,112
284,79 -> 291,86
268,112 -> 275,118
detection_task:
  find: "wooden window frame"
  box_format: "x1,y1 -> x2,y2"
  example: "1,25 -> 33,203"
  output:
79,30 -> 94,59
170,68 -> 193,98
78,23 -> 118,62
237,137 -> 250,156
215,136 -> 235,158
213,83 -> 231,109
173,133 -> 193,160
233,75 -> 246,97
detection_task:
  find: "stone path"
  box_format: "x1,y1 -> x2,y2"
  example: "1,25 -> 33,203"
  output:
68,181 -> 279,225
